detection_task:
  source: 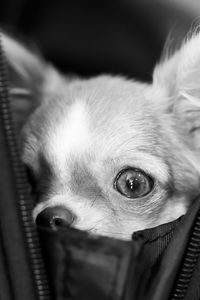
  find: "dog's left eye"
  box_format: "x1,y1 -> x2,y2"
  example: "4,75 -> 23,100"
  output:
114,168 -> 154,198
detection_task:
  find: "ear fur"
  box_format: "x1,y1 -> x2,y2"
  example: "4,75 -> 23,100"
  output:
153,33 -> 200,150
2,33 -> 59,130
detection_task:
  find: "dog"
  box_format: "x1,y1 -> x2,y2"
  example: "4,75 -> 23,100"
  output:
2,32 -> 200,240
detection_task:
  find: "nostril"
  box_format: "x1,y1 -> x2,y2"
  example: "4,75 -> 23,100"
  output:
50,215 -> 74,231
35,206 -> 75,231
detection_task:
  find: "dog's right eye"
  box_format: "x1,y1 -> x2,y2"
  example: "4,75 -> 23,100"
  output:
114,168 -> 154,199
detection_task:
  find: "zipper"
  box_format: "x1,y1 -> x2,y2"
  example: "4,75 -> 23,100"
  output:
171,209 -> 200,300
0,33 -> 52,300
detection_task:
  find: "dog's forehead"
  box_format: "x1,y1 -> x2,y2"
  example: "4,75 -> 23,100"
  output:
44,100 -> 91,167
23,77 -> 162,172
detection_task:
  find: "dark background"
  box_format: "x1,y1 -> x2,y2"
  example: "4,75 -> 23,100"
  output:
0,0 -> 195,82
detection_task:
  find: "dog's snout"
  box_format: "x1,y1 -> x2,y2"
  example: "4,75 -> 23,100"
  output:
36,206 -> 74,231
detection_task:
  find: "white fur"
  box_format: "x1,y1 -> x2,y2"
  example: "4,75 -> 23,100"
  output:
46,101 -> 90,173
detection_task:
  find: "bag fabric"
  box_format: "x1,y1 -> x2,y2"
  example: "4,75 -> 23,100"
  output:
39,220 -> 178,300
39,196 -> 200,300
0,0 -> 192,81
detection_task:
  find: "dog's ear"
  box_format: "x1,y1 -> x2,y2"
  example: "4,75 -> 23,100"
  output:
2,33 -> 59,130
153,33 -> 200,150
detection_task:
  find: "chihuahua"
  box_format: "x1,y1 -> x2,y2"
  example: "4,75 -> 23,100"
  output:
2,33 -> 200,240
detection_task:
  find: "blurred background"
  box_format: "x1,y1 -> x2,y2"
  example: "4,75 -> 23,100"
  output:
0,0 -> 199,82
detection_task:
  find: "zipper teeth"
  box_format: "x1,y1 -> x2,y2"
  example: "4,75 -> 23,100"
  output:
0,34 -> 52,300
171,210 -> 200,300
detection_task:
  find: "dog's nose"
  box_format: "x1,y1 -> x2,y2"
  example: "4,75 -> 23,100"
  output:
35,206 -> 74,231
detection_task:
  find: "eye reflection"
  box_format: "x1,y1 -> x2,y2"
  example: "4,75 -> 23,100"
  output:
114,168 -> 154,198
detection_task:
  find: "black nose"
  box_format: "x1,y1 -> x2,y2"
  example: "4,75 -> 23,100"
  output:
36,206 -> 74,231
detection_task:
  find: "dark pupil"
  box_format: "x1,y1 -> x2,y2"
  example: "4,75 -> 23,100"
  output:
126,176 -> 140,190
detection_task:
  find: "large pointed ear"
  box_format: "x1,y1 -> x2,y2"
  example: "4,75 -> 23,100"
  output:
153,33 -> 200,150
2,33 -> 59,131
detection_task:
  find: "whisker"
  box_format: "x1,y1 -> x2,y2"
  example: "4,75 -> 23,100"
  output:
90,196 -> 98,208
91,213 -> 115,227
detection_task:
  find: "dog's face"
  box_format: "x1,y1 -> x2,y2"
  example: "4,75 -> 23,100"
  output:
3,33 -> 200,239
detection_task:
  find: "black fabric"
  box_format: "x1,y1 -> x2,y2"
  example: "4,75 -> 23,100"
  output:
38,197 -> 200,300
132,217 -> 181,265
0,0 -> 192,81
39,227 -> 140,300
143,197 -> 200,300
38,215 -> 181,300
0,92 -> 39,300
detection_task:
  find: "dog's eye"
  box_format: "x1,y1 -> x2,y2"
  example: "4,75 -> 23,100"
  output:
114,168 -> 154,198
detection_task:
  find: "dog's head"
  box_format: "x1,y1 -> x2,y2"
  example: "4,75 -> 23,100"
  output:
3,33 -> 200,239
